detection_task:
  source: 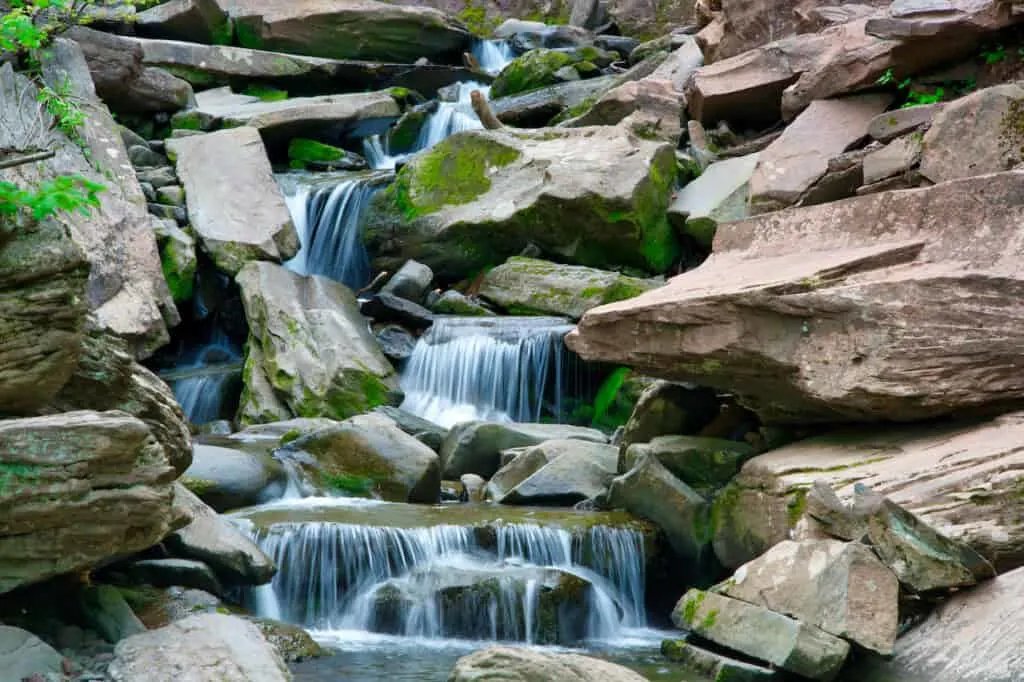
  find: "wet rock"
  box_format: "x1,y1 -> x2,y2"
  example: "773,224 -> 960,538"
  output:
749,94 -> 891,213
607,453 -> 710,562
361,292 -> 435,331
647,37 -> 704,92
450,645 -> 647,682
661,639 -> 779,681
491,48 -> 600,98
130,144 -> 169,168
0,412 -> 179,594
492,76 -> 618,127
668,152 -> 759,248
560,78 -> 683,143
569,171 -> 1024,425
165,484 -> 276,587
487,441 -> 570,501
107,614 -> 290,682
0,626 -> 66,681
381,259 -> 434,303
376,324 -> 417,362
136,166 -> 178,188
494,20 -> 593,51
247,618 -> 325,663
617,381 -> 720,456
229,0 -> 470,63
367,126 -> 678,281
167,127 -> 299,275
867,102 -> 943,142
441,421 -> 608,479
135,0 -> 232,45
673,589 -> 850,680
480,257 -> 661,320
372,406 -> 448,452
919,83 -> 1024,185
459,474 -> 487,502
500,441 -> 619,506
152,216 -> 197,303
283,413 -> 441,503
719,540 -> 899,654
79,585 -> 147,644
123,559 -> 225,597
181,443 -> 287,511
430,290 -> 497,316
621,436 -> 754,494
231,418 -> 339,443
236,262 -> 401,423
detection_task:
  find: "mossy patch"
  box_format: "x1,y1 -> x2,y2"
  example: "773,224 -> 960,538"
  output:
160,238 -> 196,303
287,138 -> 346,165
243,84 -> 288,102
491,49 -> 576,98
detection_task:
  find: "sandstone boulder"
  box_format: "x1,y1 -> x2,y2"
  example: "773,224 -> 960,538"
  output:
0,412 -> 178,594
235,262 -> 401,424
135,0 -> 232,44
229,0 -> 470,63
668,152 -> 759,248
440,421 -> 608,479
367,126 -> 678,281
647,38 -> 704,92
480,257 -> 661,320
749,94 -> 891,213
108,614 -> 291,682
867,102 -> 943,142
499,440 -> 619,505
719,539 -> 899,654
168,127 -> 299,275
865,0 -> 1014,40
862,134 -> 922,185
450,646 -> 646,682
560,78 -> 684,144
673,588 -> 850,681
280,413 -> 441,503
181,443 -> 287,511
569,171 -> 1024,425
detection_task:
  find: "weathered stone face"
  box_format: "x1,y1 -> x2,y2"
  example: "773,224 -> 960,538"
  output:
569,171 -> 1024,424
0,411 -> 179,595
449,646 -> 648,682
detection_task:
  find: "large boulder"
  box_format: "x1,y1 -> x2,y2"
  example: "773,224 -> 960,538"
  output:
66,27 -> 195,113
843,567 -> 1024,682
492,75 -> 620,127
449,646 -> 647,682
366,126 -> 679,281
919,83 -> 1024,185
568,171 -> 1024,425
280,413 -> 441,503
165,484 -> 276,586
749,94 -> 891,213
673,588 -> 850,681
168,127 -> 299,275
617,381 -> 720,455
719,540 -> 899,655
865,0 -> 1015,39
228,0 -> 470,63
479,257 -> 661,320
236,262 -> 401,424
499,440 -> 619,505
107,614 -> 291,682
181,443 -> 287,511
135,0 -> 233,44
172,86 -> 401,139
24,42 -> 179,356
707,414 -> 1024,571
440,421 -> 608,479
0,412 -> 179,594
560,78 -> 684,145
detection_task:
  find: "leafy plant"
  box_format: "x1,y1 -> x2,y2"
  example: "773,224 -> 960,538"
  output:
0,174 -> 105,222
876,68 -> 896,86
980,43 -> 1007,64
37,79 -> 86,139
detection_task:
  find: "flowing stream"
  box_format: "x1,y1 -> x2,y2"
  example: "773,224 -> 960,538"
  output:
162,328 -> 242,425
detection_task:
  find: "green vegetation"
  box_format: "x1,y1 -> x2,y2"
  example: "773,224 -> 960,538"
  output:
322,473 -> 374,496
456,0 -> 501,36
287,138 -> 348,167
591,367 -> 631,429
490,49 -> 575,98
243,84 -> 288,102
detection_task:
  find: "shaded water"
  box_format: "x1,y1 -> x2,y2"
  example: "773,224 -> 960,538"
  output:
163,330 -> 241,425
398,316 -> 577,428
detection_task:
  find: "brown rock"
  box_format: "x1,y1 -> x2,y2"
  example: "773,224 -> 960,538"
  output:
135,0 -> 232,45
865,0 -> 1014,40
568,170 -> 1024,424
749,94 -> 891,213
562,79 -> 684,144
862,134 -> 922,185
919,83 -> 1024,185
867,102 -> 943,142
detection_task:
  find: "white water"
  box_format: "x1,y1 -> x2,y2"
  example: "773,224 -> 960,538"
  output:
278,171 -> 391,291
246,519 -> 647,646
399,316 -> 576,428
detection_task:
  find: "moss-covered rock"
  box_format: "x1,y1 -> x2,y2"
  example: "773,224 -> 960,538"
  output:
367,127 -> 679,282
490,46 -> 615,99
287,137 -> 366,171
152,220 -> 197,303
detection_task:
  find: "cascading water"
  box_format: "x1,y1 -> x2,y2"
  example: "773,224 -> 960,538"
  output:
245,517 -> 647,646
162,329 -> 242,425
399,316 -> 576,428
473,39 -> 516,75
278,170 -> 392,291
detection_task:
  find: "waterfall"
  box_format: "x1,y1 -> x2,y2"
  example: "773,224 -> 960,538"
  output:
278,171 -> 391,291
472,39 -> 516,75
399,316 -> 576,428
245,520 -> 646,645
162,330 -> 241,425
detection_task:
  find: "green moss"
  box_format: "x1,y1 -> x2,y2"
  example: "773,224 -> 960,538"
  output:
491,49 -> 576,98
243,84 -> 288,102
211,17 -> 234,46
681,590 -> 705,625
280,429 -> 302,446
573,61 -> 600,76
636,147 -> 680,273
387,110 -> 428,154
180,476 -> 217,498
160,239 -> 195,303
170,110 -> 205,131
0,463 -> 39,496
702,608 -> 719,629
234,19 -> 263,50
551,95 -> 599,124
385,133 -> 521,221
287,138 -> 346,164
787,487 -> 809,526
602,278 -> 652,304
161,65 -> 223,88
322,473 -> 374,495
456,1 -> 500,36
661,639 -> 688,661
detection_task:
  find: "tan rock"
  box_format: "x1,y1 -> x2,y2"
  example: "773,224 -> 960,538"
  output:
865,0 -> 1014,39
862,134 -> 922,184
450,645 -> 647,682
750,94 -> 890,212
568,171 -> 1024,424
561,78 -> 684,144
867,102 -> 943,142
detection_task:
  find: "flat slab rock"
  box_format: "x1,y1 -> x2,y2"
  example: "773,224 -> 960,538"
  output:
568,170 -> 1024,424
449,645 -> 647,682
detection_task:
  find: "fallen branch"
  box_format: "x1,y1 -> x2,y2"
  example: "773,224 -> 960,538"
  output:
470,90 -> 504,130
0,150 -> 56,170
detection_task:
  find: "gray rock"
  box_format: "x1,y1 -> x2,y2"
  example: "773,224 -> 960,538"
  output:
148,202 -> 188,224
130,144 -> 169,168
151,215 -> 197,303
668,153 -> 759,249
487,443 -> 563,501
180,443 -> 287,512
80,585 -> 147,644
165,484 -> 276,587
135,0 -> 231,44
594,36 -> 640,57
569,0 -> 609,30
282,413 -> 441,503
622,436 -> 754,494
559,78 -> 684,145
167,127 -> 299,276
673,589 -> 850,681
554,65 -> 581,82
648,37 -> 704,92
361,292 -> 434,331
381,259 -> 434,303
140,181 -> 158,202
618,381 -> 720,461
661,640 -> 779,681
247,618 -> 325,664
863,135 -> 922,185
0,626 -> 66,680
372,406 -> 448,452
119,125 -> 149,150
231,418 -> 340,443
492,76 -> 619,127
607,453 -> 709,561
441,421 -> 609,479
450,646 -> 647,682
459,474 -> 487,502
125,559 -> 225,597
430,290 -> 496,316
719,540 -> 899,655
500,440 -> 619,506
376,324 -> 417,362
494,20 -> 593,51
480,257 -> 661,320
108,614 -> 291,682
236,262 -> 401,424
156,184 -> 186,207
868,102 -> 943,142
0,412 -> 179,594
136,166 -> 178,188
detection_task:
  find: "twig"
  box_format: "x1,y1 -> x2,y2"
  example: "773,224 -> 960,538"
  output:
0,150 -> 56,169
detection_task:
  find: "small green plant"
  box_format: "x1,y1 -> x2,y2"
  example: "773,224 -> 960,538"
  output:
0,174 -> 105,228
980,43 -> 1007,64
37,79 -> 86,139
876,68 -> 896,86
